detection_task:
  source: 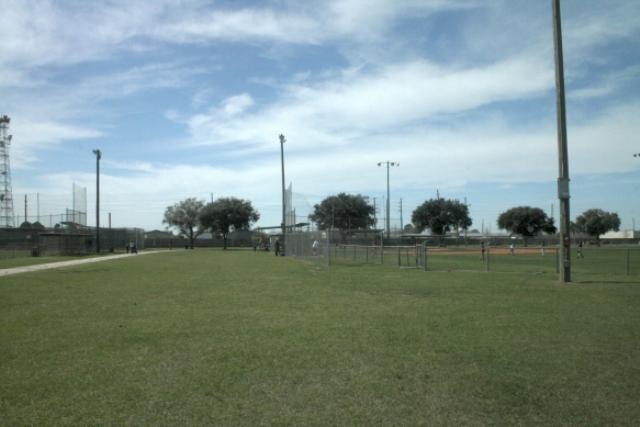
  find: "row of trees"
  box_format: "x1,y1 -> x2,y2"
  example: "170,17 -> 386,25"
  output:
308,193 -> 620,240
162,195 -> 621,247
163,197 -> 259,249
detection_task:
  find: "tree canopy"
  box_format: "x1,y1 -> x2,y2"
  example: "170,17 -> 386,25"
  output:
497,206 -> 556,237
199,197 -> 260,249
309,193 -> 375,237
163,197 -> 205,248
575,208 -> 620,240
411,198 -> 471,236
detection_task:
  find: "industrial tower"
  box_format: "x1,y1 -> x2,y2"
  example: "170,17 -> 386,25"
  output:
0,115 -> 15,228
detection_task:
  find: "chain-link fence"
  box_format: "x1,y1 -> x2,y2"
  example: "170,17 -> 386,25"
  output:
327,242 -> 640,280
0,226 -> 145,259
285,229 -> 330,266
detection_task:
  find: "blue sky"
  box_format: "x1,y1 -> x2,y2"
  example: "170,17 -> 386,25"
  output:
1,0 -> 639,232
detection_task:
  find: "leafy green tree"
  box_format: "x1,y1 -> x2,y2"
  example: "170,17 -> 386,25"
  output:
575,209 -> 620,241
403,223 -> 415,233
497,206 -> 556,240
200,197 -> 260,249
309,193 -> 375,240
163,198 -> 205,249
411,198 -> 471,236
31,221 -> 46,231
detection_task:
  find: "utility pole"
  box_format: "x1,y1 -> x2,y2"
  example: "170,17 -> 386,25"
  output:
37,193 -> 40,223
93,149 -> 102,254
377,161 -> 399,239
279,134 -> 286,256
24,195 -> 27,223
553,0 -> 571,283
436,189 -> 440,200
108,212 -> 112,229
399,198 -> 403,231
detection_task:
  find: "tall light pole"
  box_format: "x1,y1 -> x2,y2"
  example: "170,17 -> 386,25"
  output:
279,134 -> 286,256
553,0 -> 571,282
377,161 -> 399,239
93,149 -> 101,254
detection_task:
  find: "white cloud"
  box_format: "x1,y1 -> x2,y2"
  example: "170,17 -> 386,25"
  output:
221,94 -> 255,116
182,55 -> 553,152
10,119 -> 102,168
29,100 -> 638,230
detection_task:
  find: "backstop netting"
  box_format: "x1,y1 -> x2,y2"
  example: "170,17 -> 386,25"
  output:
12,183 -> 87,228
283,182 -> 330,265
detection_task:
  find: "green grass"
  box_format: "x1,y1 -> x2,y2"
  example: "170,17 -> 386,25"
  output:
1,249 -> 639,425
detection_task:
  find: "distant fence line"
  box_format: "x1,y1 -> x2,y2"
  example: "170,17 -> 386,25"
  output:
0,227 -> 144,257
327,243 -> 639,278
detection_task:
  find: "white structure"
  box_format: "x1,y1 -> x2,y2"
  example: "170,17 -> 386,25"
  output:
0,115 -> 14,228
601,230 -> 636,239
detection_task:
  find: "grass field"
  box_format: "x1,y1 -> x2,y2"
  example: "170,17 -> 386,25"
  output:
2,249 -> 639,425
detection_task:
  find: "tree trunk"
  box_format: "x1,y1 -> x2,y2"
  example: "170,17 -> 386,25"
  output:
189,228 -> 194,249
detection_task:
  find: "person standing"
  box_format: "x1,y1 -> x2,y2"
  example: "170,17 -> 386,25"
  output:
274,238 -> 281,256
577,241 -> 584,259
480,241 -> 485,261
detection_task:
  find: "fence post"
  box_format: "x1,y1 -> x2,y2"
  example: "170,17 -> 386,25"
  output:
486,248 -> 490,272
424,245 -> 428,271
397,246 -> 401,266
555,248 -> 560,274
626,248 -> 631,276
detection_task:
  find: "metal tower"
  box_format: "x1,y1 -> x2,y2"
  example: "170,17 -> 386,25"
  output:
0,115 -> 15,228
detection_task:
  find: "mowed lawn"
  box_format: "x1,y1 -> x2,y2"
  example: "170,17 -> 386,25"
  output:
1,250 -> 639,425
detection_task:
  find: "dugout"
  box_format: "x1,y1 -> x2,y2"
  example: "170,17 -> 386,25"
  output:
39,232 -> 92,256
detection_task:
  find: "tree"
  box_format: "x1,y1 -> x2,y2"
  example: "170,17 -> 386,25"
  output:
411,198 -> 472,236
31,221 -> 46,231
497,206 -> 556,240
163,198 -> 205,249
403,223 -> 415,233
309,193 -> 374,241
575,209 -> 620,241
199,197 -> 260,249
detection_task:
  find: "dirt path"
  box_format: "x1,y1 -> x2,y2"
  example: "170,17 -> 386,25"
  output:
0,250 -> 167,277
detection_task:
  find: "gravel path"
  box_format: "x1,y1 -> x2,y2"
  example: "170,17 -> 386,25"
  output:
0,250 -> 166,277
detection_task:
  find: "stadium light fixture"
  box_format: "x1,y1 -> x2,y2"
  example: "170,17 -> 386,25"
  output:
92,149 -> 101,254
377,161 -> 399,239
